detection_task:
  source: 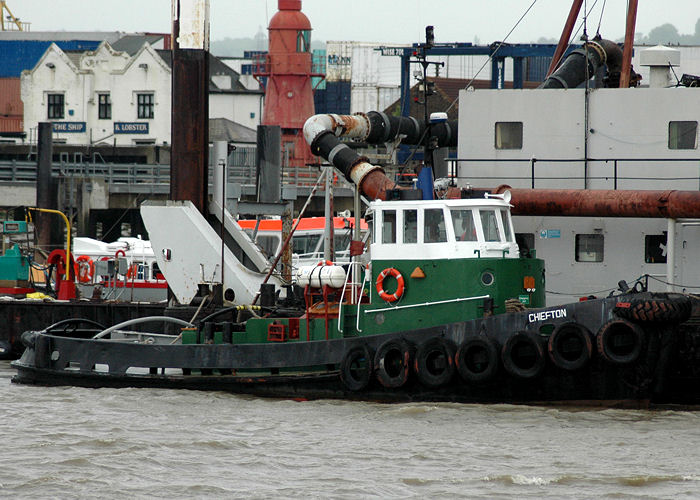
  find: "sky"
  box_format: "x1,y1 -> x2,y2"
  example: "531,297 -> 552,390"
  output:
9,0 -> 700,45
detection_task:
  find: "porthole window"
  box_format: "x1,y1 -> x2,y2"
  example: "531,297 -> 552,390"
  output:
481,271 -> 495,286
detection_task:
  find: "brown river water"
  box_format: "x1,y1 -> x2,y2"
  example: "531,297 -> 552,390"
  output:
1,361 -> 699,499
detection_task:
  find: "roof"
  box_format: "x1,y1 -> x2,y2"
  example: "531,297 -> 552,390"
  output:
209,118 -> 257,143
112,35 -> 166,56
156,50 -> 260,93
0,40 -> 100,77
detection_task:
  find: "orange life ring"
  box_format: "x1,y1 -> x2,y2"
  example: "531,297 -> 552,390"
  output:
125,264 -> 139,279
375,267 -> 405,303
76,255 -> 94,283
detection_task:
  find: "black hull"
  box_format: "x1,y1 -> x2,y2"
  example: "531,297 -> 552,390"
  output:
0,301 -> 202,359
11,294 -> 700,407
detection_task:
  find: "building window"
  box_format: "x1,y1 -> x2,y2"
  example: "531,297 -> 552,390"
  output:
645,234 -> 667,263
575,234 -> 604,262
137,93 -> 154,119
495,122 -> 523,149
668,121 -> 697,149
98,93 -> 111,119
47,93 -> 64,119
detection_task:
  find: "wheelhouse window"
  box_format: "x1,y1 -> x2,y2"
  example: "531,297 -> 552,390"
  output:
424,208 -> 447,243
575,234 -> 604,262
668,121 -> 697,149
645,234 -> 667,263
480,210 -> 501,242
403,209 -> 417,243
98,93 -> 111,119
137,93 -> 154,119
382,210 -> 396,244
495,121 -> 523,149
499,210 -> 514,242
451,208 -> 477,242
47,93 -> 64,119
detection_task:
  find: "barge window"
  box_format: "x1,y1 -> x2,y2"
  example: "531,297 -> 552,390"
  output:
403,209 -> 417,243
499,210 -> 514,242
480,210 -> 501,242
382,210 -> 396,244
451,209 -> 477,242
424,209 -> 447,243
495,122 -> 522,149
575,234 -> 604,262
669,121 -> 697,149
645,234 -> 667,263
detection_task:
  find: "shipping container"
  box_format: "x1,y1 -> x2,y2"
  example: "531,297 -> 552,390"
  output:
0,78 -> 23,134
0,40 -> 101,77
350,85 -> 401,114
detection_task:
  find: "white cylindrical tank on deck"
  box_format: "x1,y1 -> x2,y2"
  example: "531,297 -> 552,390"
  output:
296,264 -> 347,288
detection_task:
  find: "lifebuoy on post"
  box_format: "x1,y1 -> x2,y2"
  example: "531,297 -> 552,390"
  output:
375,268 -> 405,303
76,255 -> 95,283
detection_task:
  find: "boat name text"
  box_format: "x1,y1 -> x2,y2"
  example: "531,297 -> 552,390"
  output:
528,308 -> 567,322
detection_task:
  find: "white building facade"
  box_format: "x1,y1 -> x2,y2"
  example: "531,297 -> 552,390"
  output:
21,41 -> 263,146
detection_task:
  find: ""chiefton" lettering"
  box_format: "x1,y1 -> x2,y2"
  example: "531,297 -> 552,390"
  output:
528,308 -> 567,323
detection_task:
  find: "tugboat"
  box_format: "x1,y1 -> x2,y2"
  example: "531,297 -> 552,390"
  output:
11,151 -> 695,405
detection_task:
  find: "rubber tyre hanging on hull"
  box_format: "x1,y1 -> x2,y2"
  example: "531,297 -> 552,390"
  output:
502,331 -> 546,379
596,319 -> 645,365
413,338 -> 456,388
455,335 -> 499,383
547,322 -> 593,371
374,338 -> 412,388
340,344 -> 374,392
614,295 -> 692,324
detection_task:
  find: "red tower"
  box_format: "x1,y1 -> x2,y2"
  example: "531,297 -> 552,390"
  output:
255,0 -> 323,173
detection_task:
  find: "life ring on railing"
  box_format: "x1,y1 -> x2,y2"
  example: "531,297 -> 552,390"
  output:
375,268 -> 405,303
125,264 -> 139,280
76,255 -> 95,283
